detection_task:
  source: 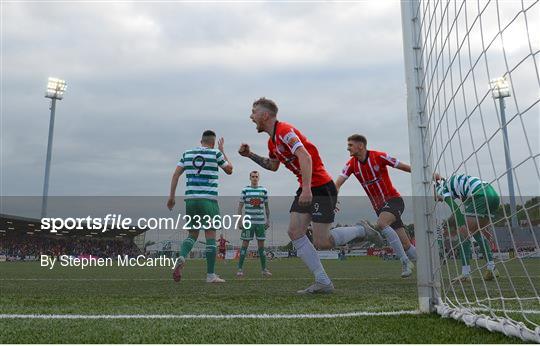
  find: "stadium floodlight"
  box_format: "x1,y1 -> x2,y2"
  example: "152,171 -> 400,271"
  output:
45,78 -> 67,100
41,77 -> 67,218
490,76 -> 518,228
489,77 -> 511,99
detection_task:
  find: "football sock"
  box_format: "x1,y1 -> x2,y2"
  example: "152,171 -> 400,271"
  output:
473,232 -> 494,262
238,246 -> 248,270
462,265 -> 471,276
258,247 -> 267,270
405,245 -> 417,261
459,238 -> 472,267
205,238 -> 217,274
293,235 -> 331,285
487,261 -> 496,271
330,225 -> 366,246
381,226 -> 408,263
180,235 -> 197,258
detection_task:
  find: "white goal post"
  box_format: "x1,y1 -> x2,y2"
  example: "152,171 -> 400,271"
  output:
401,0 -> 540,342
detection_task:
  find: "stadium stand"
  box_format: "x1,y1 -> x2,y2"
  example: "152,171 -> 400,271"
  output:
0,214 -> 145,260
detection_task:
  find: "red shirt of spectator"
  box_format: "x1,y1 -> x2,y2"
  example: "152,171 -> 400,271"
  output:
218,237 -> 228,250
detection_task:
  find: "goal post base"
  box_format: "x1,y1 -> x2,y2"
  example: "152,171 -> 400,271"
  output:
436,303 -> 540,343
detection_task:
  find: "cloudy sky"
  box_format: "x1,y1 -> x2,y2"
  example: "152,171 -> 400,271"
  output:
2,1 -> 538,205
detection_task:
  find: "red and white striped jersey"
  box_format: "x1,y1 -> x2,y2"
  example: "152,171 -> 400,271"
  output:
218,238 -> 228,250
268,121 -> 332,187
340,150 -> 401,211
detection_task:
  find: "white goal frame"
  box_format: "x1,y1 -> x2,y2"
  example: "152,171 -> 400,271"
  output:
401,0 -> 540,342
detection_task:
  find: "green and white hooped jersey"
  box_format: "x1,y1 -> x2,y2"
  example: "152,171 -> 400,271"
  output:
240,186 -> 268,225
435,174 -> 486,199
177,146 -> 229,199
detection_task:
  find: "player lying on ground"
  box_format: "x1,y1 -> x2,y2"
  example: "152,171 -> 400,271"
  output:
167,130 -> 233,283
239,97 -> 380,293
236,170 -> 272,278
334,134 -> 416,278
434,173 -> 500,282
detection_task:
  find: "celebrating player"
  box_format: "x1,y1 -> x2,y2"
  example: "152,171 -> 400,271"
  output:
434,174 -> 500,282
236,170 -> 272,277
239,98 -> 379,293
334,134 -> 416,278
167,130 -> 233,283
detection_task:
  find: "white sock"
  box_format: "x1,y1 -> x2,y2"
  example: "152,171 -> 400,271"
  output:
462,265 -> 471,276
487,261 -> 495,271
292,235 -> 331,285
405,245 -> 417,261
330,225 -> 365,246
381,226 -> 408,263
207,273 -> 216,280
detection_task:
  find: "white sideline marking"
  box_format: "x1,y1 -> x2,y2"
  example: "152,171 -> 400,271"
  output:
0,310 -> 420,319
2,276 -> 538,281
0,277 -> 412,281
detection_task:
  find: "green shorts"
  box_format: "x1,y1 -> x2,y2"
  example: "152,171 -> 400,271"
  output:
463,184 -> 500,218
185,198 -> 220,230
241,224 -> 266,241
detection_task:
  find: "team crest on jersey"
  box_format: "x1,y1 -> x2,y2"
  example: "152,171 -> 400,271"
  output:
249,198 -> 263,207
277,145 -> 285,152
374,165 -> 380,172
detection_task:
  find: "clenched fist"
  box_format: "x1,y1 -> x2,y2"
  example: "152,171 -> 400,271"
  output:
238,143 -> 251,157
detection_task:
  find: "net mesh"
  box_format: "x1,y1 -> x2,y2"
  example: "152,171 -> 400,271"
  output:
403,0 -> 539,341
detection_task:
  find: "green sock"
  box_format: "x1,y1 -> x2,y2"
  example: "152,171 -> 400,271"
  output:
238,246 -> 248,270
258,247 -> 266,270
437,238 -> 444,254
473,232 -> 493,262
205,239 -> 216,274
459,238 -> 472,267
180,235 -> 197,258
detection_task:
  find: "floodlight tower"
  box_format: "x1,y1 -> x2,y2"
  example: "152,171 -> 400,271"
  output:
490,76 -> 518,228
41,77 -> 67,218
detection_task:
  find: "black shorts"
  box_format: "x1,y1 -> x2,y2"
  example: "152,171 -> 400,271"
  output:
289,181 -> 337,224
376,197 -> 405,230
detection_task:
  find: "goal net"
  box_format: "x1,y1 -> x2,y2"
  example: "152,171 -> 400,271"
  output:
401,0 -> 539,342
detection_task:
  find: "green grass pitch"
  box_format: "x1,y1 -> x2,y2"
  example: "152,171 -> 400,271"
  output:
0,256 -> 535,343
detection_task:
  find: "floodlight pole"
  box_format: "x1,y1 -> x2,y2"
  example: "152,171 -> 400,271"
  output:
41,98 -> 57,218
498,97 -> 518,228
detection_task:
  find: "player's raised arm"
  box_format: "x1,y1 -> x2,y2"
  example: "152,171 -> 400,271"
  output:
335,160 -> 353,194
434,179 -> 465,230
380,152 -> 411,173
395,162 -> 411,172
238,143 -> 280,171
334,176 -> 347,194
167,165 -> 185,210
217,137 -> 233,175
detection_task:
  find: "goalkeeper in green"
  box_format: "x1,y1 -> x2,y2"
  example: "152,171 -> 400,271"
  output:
435,174 -> 500,282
